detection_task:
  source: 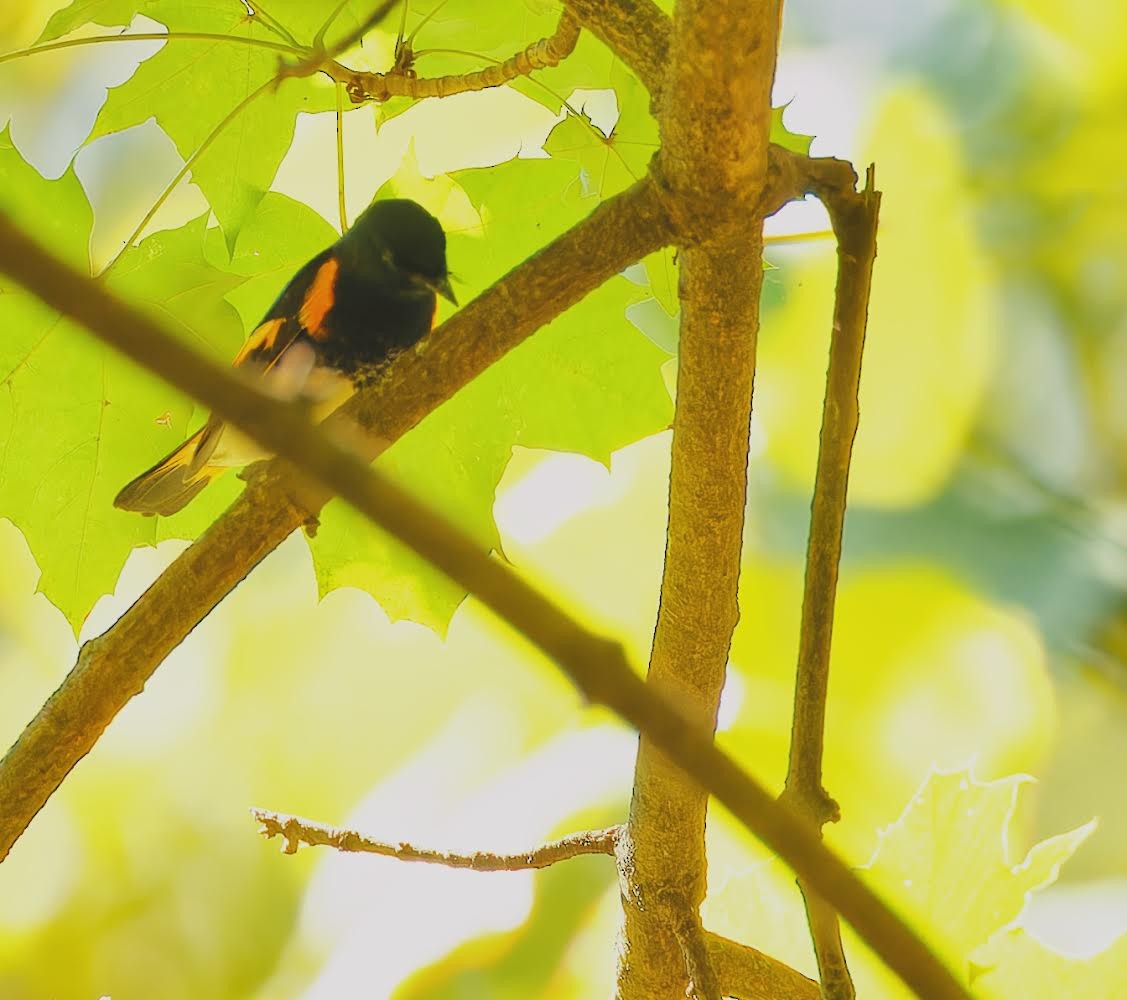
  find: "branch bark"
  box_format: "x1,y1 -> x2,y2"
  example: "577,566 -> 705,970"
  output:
616,2 -> 782,997
0,177 -> 671,865
781,164 -> 882,1000
705,933 -> 820,1000
674,910 -> 723,1000
0,207 -> 974,1000
254,809 -> 620,867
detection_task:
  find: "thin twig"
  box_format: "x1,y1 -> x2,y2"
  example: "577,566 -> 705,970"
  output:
253,809 -> 620,865
764,229 -> 835,246
0,207 -> 973,1000
780,163 -> 882,1000
324,10 -> 580,103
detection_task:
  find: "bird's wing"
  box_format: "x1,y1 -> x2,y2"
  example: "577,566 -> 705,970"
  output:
231,250 -> 340,379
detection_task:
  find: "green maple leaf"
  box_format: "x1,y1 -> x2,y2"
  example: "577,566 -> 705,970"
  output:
38,0 -> 376,46
36,1 -> 371,250
541,54 -> 657,203
855,768 -> 1095,994
974,924 -> 1127,999
770,103 -> 815,156
0,130 -> 248,629
202,189 -> 340,329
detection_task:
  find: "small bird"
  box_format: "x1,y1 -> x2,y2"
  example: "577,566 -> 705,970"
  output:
114,198 -> 456,517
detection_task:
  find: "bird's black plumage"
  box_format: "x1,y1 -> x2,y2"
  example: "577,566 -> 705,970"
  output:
114,198 -> 455,516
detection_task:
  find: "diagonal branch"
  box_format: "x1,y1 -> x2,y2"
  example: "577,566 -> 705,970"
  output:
0,176 -> 671,865
780,163 -> 882,1000
253,809 -> 620,866
704,933 -> 820,1000
0,206 -> 974,1000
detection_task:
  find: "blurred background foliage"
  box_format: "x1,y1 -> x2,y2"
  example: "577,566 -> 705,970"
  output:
2,0 -> 1127,996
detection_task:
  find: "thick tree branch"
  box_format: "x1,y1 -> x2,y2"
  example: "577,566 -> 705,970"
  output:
253,809 -> 620,866
0,177 -> 671,865
705,933 -> 820,1000
673,909 -> 722,1000
0,209 -> 974,1000
780,164 -> 881,1000
617,2 -> 782,998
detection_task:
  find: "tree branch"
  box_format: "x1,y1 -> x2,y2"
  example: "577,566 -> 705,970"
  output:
616,1 -> 783,997
253,809 -> 620,866
780,163 -> 881,1000
0,176 -> 671,865
673,909 -> 723,1000
704,933 -> 820,1000
0,208 -> 974,1000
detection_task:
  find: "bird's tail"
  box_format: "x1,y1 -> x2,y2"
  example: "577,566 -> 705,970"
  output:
114,422 -> 225,516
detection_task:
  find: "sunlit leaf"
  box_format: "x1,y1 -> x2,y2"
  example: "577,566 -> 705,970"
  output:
0,132 -> 247,628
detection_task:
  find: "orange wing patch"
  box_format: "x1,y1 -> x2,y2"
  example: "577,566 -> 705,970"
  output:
232,317 -> 286,368
299,256 -> 340,340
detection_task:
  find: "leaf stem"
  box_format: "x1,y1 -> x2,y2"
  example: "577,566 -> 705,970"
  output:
0,31 -> 306,67
335,82 -> 348,232
99,77 -> 277,273
246,1 -> 303,47
314,0 -> 355,52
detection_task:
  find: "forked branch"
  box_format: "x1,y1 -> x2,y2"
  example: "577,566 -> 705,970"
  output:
0,177 -> 672,865
0,210 -> 973,1000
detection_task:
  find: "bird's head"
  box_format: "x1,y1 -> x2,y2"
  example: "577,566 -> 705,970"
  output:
338,198 -> 457,305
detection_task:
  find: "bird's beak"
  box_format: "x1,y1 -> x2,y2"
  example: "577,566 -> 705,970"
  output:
433,274 -> 458,306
